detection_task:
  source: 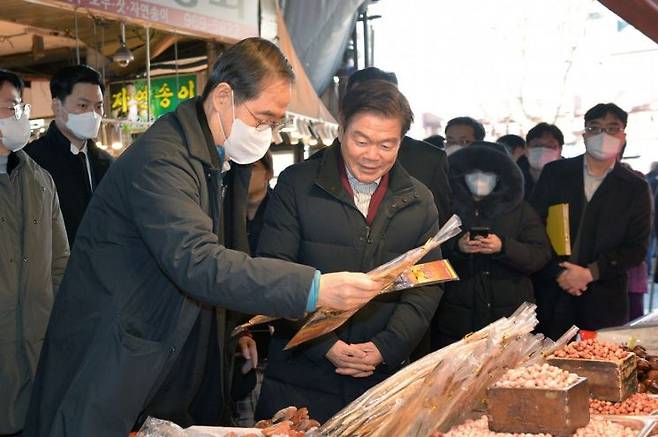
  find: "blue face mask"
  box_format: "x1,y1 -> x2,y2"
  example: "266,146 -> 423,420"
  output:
465,171 -> 498,197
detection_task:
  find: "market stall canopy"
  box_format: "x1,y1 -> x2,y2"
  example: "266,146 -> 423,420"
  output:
599,0 -> 658,43
24,0 -> 259,42
275,8 -> 337,127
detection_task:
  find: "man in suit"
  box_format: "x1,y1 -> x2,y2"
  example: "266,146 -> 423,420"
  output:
25,65 -> 114,246
345,67 -> 451,226
530,103 -> 651,339
444,116 -> 486,156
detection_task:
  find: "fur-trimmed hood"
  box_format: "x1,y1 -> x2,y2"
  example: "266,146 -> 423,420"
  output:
449,142 -> 524,219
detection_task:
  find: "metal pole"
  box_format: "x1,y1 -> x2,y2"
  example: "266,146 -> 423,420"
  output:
74,8 -> 80,63
174,33 -> 180,94
362,12 -> 369,67
146,27 -> 151,122
101,23 -> 105,82
351,25 -> 358,70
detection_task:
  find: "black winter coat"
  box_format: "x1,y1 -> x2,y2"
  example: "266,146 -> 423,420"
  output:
432,145 -> 551,348
397,136 -> 452,225
530,155 -> 651,338
25,122 -> 114,246
23,98 -> 316,437
254,142 -> 442,422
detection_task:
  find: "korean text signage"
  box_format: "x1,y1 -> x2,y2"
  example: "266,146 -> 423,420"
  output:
110,74 -> 196,121
57,0 -> 258,40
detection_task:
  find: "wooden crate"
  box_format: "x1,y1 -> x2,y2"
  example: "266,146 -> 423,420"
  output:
548,353 -> 637,402
487,377 -> 590,436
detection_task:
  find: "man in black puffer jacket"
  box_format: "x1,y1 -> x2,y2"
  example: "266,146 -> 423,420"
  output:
432,143 -> 551,349
255,80 -> 443,422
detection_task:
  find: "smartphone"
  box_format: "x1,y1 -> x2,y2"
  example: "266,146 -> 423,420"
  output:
469,226 -> 490,240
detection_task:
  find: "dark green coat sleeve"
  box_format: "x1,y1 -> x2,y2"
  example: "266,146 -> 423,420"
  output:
127,154 -> 315,319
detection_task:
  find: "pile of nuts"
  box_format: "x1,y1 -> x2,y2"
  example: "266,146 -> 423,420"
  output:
572,418 -> 638,437
252,406 -> 320,437
590,393 -> 658,415
551,339 -> 629,361
494,363 -> 580,390
431,416 -> 551,436
432,416 -> 638,436
622,344 -> 658,394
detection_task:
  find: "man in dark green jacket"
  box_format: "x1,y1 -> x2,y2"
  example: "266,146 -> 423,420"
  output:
0,69 -> 69,434
24,38 -> 379,437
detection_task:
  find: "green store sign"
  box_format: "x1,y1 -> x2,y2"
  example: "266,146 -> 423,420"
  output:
110,74 -> 197,121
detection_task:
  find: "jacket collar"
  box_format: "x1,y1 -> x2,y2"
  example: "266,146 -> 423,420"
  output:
172,97 -> 220,169
314,139 -> 416,201
44,120 -> 109,162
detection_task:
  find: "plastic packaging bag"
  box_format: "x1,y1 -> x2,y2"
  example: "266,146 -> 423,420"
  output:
320,303 -> 579,437
232,215 -> 462,348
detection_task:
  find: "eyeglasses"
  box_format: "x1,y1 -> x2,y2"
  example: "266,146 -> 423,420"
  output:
585,125 -> 624,135
0,102 -> 31,120
445,139 -> 473,147
243,103 -> 286,132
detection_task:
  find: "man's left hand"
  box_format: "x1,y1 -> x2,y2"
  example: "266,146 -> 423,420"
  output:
557,262 -> 593,296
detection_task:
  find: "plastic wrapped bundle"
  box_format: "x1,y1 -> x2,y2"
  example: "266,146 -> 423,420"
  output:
320,303 -> 578,437
232,215 -> 463,348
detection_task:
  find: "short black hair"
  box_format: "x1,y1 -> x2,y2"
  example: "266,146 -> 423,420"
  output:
202,37 -> 294,104
50,65 -> 104,101
497,134 -> 525,151
585,103 -> 628,127
424,134 -> 445,148
445,116 -> 485,141
341,79 -> 413,137
526,122 -> 564,146
346,67 -> 398,93
0,69 -> 24,93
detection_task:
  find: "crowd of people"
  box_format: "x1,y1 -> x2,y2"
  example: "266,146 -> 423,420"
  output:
0,36 -> 654,435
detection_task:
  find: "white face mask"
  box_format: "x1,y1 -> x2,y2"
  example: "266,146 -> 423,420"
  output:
446,144 -> 465,156
465,171 -> 498,197
585,132 -> 622,161
527,147 -> 560,170
65,110 -> 102,140
218,91 -> 272,165
0,107 -> 31,152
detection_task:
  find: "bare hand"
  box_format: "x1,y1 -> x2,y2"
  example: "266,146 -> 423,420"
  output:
317,272 -> 380,311
557,262 -> 593,296
476,234 -> 502,254
238,335 -> 258,374
326,340 -> 376,377
458,233 -> 480,254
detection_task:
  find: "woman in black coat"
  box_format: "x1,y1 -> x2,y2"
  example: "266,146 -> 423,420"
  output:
432,143 -> 551,349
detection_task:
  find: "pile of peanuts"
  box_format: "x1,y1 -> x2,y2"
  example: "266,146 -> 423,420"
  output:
432,416 -> 551,436
432,415 -> 638,436
250,406 -> 320,437
572,418 -> 639,437
590,393 -> 658,415
494,363 -> 581,390
551,339 -> 629,361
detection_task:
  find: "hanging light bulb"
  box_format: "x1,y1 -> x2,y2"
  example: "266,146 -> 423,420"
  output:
113,22 -> 134,67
